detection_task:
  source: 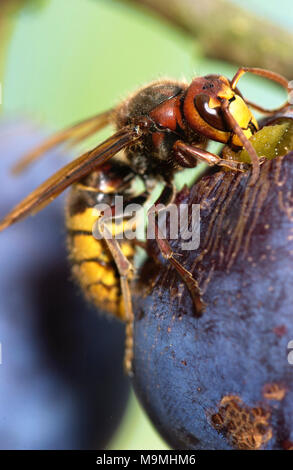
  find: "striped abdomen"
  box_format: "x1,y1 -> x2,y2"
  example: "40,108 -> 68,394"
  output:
65,165 -> 136,321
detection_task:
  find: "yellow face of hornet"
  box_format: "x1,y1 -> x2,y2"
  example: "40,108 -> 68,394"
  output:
184,74 -> 259,147
227,95 -> 259,147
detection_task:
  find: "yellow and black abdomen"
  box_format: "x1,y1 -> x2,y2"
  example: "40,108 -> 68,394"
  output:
65,163 -> 136,321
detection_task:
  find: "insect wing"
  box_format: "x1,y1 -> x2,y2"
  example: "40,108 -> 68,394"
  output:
12,109 -> 114,174
0,126 -> 142,231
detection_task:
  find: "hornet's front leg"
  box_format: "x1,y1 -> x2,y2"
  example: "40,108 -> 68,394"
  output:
147,182 -> 205,316
97,193 -> 148,376
97,218 -> 135,376
173,140 -> 248,172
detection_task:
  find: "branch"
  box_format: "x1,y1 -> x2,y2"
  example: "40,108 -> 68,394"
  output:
116,0 -> 293,78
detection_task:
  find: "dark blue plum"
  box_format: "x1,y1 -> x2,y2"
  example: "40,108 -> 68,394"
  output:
133,152 -> 293,450
0,121 -> 129,449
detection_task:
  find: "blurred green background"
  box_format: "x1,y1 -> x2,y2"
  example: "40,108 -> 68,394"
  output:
0,0 -> 292,450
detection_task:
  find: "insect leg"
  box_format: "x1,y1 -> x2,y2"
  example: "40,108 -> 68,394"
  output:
173,140 -> 247,172
147,183 -> 205,316
97,216 -> 135,375
96,192 -> 149,375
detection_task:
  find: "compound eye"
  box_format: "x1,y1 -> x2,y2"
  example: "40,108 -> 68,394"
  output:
194,94 -> 228,131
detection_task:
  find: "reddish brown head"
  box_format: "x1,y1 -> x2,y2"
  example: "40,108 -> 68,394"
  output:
183,74 -> 258,147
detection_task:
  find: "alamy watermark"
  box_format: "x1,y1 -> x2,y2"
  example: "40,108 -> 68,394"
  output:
91,196 -> 200,251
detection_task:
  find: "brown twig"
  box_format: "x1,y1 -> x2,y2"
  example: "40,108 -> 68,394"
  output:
116,0 -> 293,78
